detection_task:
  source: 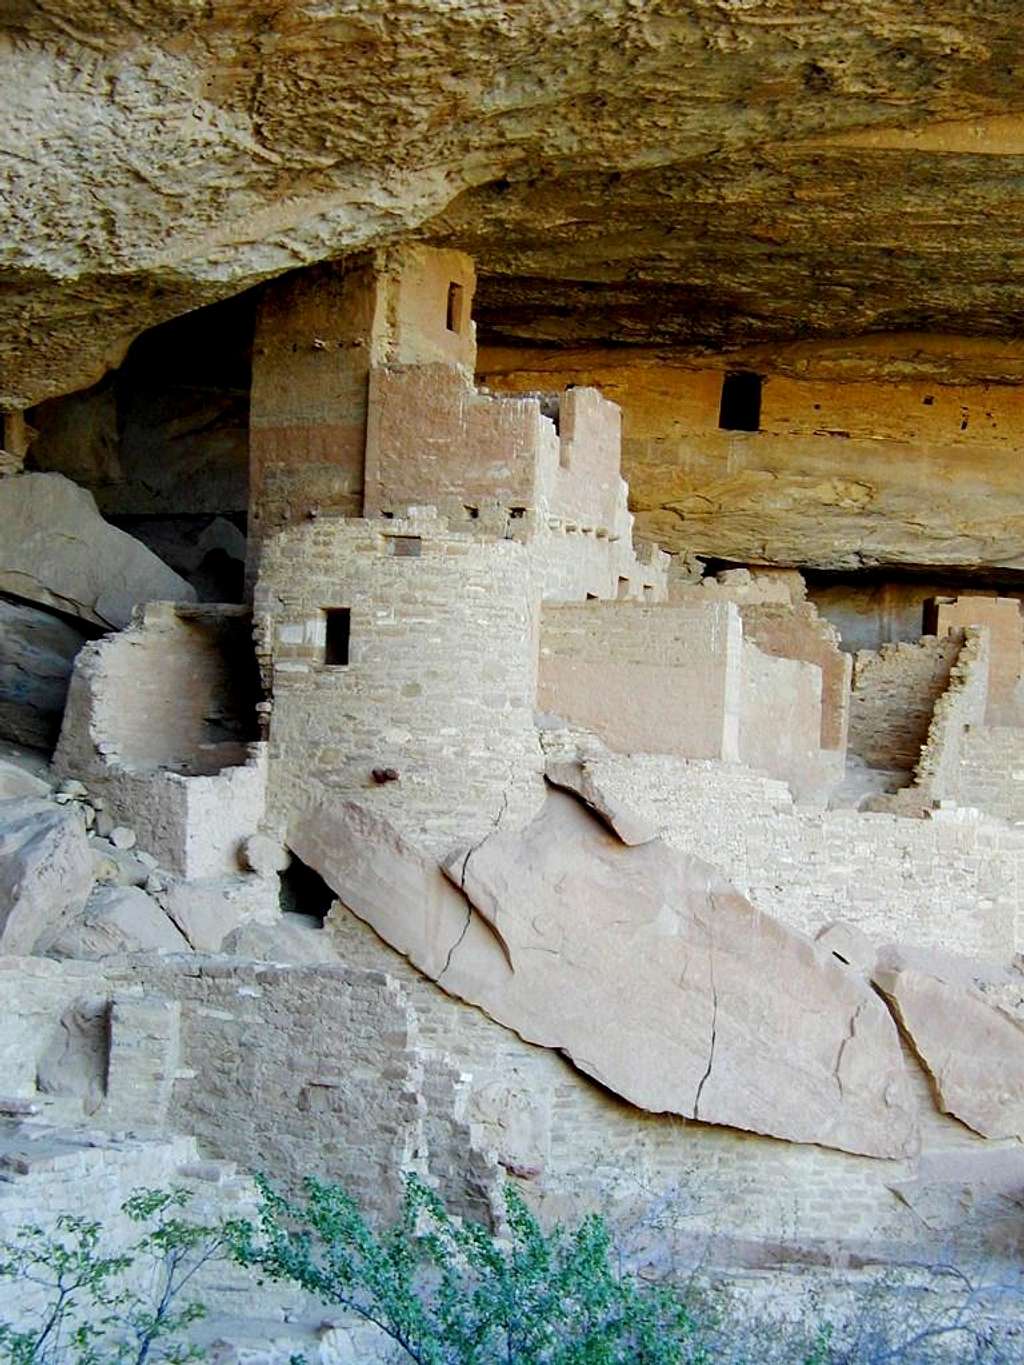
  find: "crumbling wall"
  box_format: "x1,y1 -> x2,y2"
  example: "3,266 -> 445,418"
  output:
255,512 -> 544,855
848,636 -> 962,770
538,602 -> 743,761
54,604 -> 266,877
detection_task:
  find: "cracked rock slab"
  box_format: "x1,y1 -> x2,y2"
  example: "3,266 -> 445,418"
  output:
544,759 -> 658,845
874,964 -> 1024,1140
296,791 -> 915,1157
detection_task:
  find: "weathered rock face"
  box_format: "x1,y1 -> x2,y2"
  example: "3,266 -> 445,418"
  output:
294,792 -> 917,1158
875,963 -> 1024,1141
0,798 -> 94,954
50,884 -> 188,960
0,474 -> 195,628
6,3 -> 1024,407
0,597 -> 89,751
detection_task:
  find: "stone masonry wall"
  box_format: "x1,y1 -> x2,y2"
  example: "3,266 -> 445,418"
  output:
952,725 -> 1024,823
538,601 -> 743,761
255,512 -> 544,856
932,595 -> 1023,723
740,602 -> 851,753
848,635 -> 962,770
53,604 -> 267,878
364,363 -> 556,518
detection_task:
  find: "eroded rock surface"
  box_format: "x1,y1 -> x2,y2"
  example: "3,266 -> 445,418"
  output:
50,885 -> 188,960
875,962 -> 1024,1140
0,597 -> 88,751
294,791 -> 916,1157
7,4 -> 1024,405
0,798 -> 93,954
0,474 -> 195,628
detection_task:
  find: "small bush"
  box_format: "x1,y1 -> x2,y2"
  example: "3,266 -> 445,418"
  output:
230,1172 -> 705,1364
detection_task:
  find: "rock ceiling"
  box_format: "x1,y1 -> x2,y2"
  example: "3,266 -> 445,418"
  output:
4,1 -> 1024,407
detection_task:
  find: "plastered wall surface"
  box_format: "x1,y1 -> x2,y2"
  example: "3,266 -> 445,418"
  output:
739,603 -> 851,753
738,641 -> 827,804
538,602 -> 744,762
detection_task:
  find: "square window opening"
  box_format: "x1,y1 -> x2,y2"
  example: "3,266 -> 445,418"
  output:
718,371 -> 762,432
323,608 -> 350,666
616,576 -> 631,600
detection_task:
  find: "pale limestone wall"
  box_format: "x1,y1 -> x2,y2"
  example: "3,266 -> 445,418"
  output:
254,513 -> 544,855
848,635 -> 961,769
530,521 -> 668,604
538,741 -> 1022,961
548,386 -> 624,532
738,641 -> 828,804
538,602 -> 743,761
53,604 -> 267,878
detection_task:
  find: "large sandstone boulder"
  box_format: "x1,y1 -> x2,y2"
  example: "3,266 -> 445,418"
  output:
49,885 -> 189,960
0,597 -> 88,750
0,798 -> 94,954
874,962 -> 1024,1140
0,474 -> 196,629
291,792 -> 917,1158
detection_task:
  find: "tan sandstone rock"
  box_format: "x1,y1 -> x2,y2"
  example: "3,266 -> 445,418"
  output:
49,885 -> 189,960
544,760 -> 658,846
0,474 -> 195,629
0,798 -> 94,954
295,792 -> 917,1157
874,964 -> 1024,1140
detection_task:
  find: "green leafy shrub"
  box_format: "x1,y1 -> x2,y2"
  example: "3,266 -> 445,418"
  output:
230,1172 -> 704,1364
0,1188 -> 237,1365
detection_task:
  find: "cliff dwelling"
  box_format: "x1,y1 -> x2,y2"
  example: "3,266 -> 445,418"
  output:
5,4 -> 1024,1361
